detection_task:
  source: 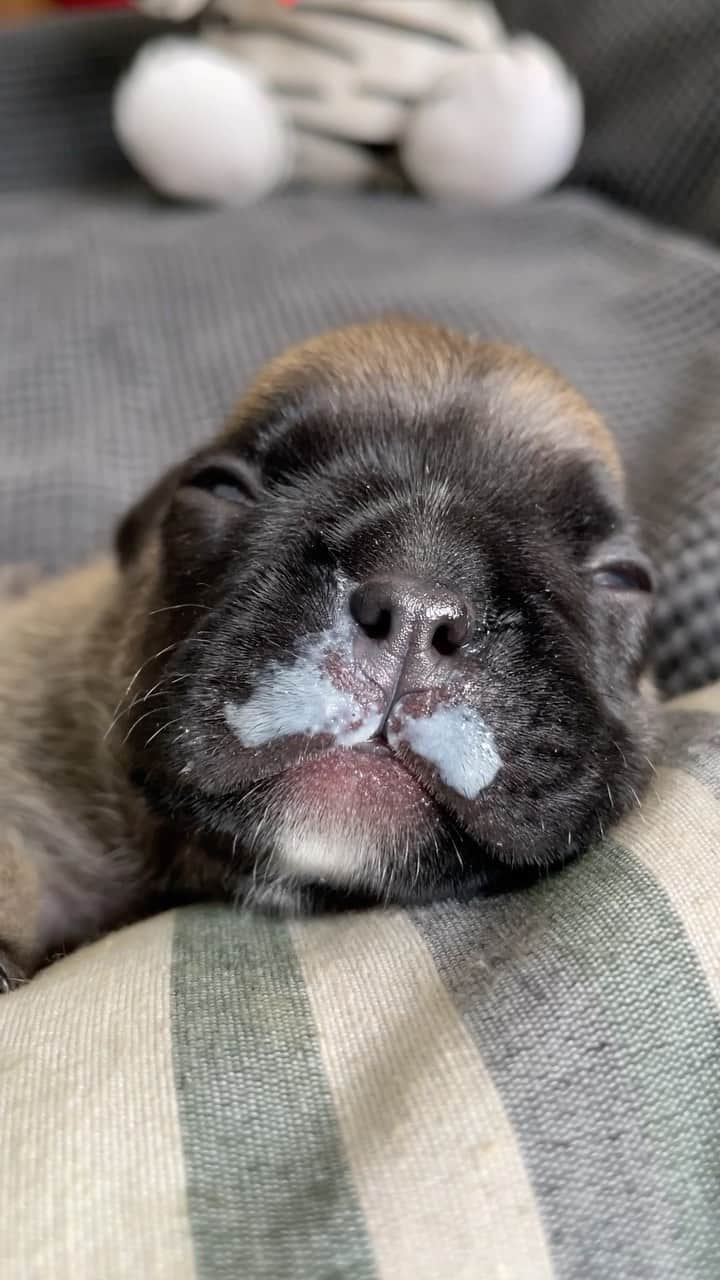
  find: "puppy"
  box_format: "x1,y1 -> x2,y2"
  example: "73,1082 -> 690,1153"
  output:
0,318 -> 656,989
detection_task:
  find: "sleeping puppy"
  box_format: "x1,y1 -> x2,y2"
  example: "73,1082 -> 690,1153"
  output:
0,318 -> 656,989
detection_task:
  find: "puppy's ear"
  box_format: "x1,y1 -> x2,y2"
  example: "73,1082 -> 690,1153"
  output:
115,450 -> 261,567
115,463 -> 186,567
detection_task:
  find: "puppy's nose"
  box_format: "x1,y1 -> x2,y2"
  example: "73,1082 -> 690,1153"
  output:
349,575 -> 472,657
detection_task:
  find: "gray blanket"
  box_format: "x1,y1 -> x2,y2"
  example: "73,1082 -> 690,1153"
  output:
1,13 -> 719,701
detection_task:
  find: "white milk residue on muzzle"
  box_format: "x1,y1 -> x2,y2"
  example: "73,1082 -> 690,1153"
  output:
388,704 -> 502,799
224,619 -> 503,799
224,618 -> 384,748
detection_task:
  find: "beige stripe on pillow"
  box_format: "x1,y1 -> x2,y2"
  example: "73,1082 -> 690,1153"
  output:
292,912 -> 552,1280
0,911 -> 195,1280
666,680 -> 720,713
617,766 -> 720,1004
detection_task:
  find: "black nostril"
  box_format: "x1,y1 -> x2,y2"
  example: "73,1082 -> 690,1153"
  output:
349,583 -> 394,641
433,623 -> 457,656
433,607 -> 471,654
364,607 -> 392,641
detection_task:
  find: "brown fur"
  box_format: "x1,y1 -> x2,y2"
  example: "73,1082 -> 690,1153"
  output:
0,562 -> 44,601
228,317 -> 623,485
0,561 -> 153,979
0,318 -> 630,987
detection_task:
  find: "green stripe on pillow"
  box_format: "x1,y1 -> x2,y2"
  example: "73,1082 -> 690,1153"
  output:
170,904 -> 377,1280
617,767 -> 720,1012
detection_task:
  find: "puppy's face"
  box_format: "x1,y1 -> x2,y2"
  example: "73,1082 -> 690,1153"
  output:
116,321 -> 655,910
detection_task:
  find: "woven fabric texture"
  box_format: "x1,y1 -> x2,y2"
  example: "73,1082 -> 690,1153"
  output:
0,11 -> 172,193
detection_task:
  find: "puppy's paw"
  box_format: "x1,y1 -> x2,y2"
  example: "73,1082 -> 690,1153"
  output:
402,36 -> 583,204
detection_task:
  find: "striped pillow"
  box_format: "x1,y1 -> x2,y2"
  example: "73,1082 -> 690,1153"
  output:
2,678 -> 720,1279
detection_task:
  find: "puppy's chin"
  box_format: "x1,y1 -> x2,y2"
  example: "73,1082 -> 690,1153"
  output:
267,742 -> 440,890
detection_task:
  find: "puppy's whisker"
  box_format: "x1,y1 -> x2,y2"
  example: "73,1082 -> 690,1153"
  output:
241,780 -> 271,812
248,800 -> 274,862
144,716 -> 186,748
106,641 -> 184,739
123,641 -> 183,697
105,682 -> 176,738
451,837 -> 464,872
147,603 -> 212,618
106,700 -> 152,741
120,704 -> 173,747
261,842 -> 279,887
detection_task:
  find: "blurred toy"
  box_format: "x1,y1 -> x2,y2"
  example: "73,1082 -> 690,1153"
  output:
56,1 -> 127,8
114,0 -> 583,206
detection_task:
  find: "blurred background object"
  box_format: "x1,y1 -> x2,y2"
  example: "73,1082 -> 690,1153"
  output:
0,0 -> 126,19
0,0 -> 57,16
495,0 -> 720,239
111,0 -> 583,208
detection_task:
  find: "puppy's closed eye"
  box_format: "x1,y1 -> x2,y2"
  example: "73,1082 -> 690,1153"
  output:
591,560 -> 654,593
589,537 -> 654,595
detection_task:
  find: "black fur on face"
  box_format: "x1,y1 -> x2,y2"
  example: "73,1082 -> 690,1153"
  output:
115,321 -> 656,913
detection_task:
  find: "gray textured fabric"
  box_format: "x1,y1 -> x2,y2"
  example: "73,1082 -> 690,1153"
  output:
1,12 -> 720,697
0,11 -> 175,193
497,0 -> 720,240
